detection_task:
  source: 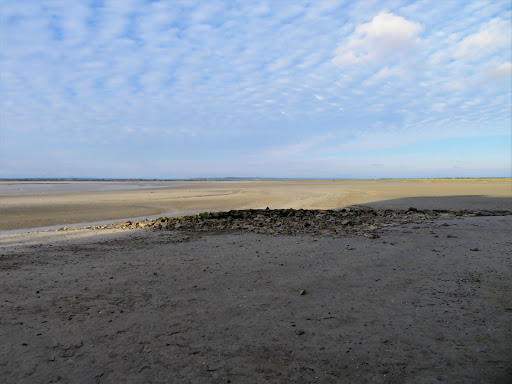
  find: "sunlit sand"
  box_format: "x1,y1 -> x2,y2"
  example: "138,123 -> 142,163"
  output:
1,179 -> 510,230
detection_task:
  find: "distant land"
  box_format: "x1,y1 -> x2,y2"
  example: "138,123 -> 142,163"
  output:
1,177 -> 511,182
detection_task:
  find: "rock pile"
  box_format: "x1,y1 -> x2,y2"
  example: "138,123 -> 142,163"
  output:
54,207 -> 511,237
148,207 -> 512,238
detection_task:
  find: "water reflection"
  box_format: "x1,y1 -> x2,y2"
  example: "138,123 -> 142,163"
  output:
0,183 -> 175,194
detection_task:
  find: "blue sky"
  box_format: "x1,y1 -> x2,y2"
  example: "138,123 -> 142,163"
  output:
1,0 -> 511,178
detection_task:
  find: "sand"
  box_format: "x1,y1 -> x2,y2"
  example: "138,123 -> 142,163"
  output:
1,210 -> 511,383
1,180 -> 511,231
1,182 -> 511,382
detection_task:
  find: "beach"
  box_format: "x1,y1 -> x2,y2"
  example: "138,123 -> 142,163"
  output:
1,179 -> 511,231
3,0 -> 511,381
1,181 -> 511,383
1,211 -> 511,383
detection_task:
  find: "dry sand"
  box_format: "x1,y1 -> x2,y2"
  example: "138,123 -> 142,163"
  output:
1,180 -> 511,231
1,209 -> 511,383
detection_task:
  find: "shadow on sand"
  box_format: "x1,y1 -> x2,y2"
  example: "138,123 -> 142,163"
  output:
354,195 -> 512,211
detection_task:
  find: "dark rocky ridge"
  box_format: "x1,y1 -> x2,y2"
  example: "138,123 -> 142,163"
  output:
57,207 -> 512,238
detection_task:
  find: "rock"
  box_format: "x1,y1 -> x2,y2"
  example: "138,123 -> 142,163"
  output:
299,289 -> 306,295
147,208 -> 511,241
470,248 -> 479,252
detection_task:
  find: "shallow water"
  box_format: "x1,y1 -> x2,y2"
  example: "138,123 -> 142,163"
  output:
0,183 -> 174,194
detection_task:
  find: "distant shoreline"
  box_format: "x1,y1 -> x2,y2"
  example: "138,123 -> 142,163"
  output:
1,177 -> 511,183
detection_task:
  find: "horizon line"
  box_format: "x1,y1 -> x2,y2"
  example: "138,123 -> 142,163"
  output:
1,177 -> 511,182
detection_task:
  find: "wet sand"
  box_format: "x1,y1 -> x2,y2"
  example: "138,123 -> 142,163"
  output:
1,210 -> 511,383
1,180 -> 511,230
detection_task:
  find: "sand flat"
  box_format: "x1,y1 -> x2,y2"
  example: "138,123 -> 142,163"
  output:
1,214 -> 511,383
1,191 -> 511,382
1,180 -> 511,230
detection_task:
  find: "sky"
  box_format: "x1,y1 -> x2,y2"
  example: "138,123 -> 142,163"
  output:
1,0 -> 511,179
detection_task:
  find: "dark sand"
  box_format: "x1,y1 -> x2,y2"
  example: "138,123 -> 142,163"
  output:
1,197 -> 511,383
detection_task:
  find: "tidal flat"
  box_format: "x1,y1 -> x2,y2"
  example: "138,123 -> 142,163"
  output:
1,211 -> 511,383
0,179 -> 511,231
1,180 -> 511,383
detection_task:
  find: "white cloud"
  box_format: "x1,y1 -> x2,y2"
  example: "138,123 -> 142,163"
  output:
431,103 -> 446,112
362,65 -> 405,86
263,134 -> 335,159
332,11 -> 422,66
355,11 -> 422,47
487,62 -> 512,79
453,18 -> 511,60
444,81 -> 465,91
374,66 -> 401,79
